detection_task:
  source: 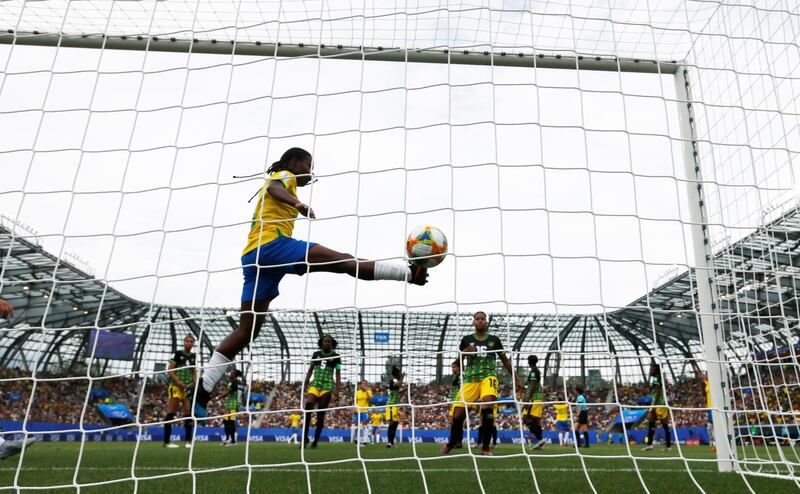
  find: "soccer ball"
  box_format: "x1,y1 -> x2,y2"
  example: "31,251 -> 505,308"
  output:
406,225 -> 448,268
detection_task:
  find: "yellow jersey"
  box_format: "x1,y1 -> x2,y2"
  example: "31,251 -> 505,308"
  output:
555,403 -> 568,421
370,413 -> 382,427
356,389 -> 372,412
704,379 -> 711,407
242,170 -> 299,256
289,413 -> 301,428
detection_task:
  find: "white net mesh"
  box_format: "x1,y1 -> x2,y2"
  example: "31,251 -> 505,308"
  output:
1,1 -> 799,492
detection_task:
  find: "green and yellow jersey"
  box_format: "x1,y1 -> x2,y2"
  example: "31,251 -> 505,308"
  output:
310,350 -> 341,391
169,350 -> 195,386
459,333 -> 504,383
526,367 -> 543,401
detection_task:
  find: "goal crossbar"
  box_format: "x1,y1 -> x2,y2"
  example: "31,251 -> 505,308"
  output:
0,31 -> 680,74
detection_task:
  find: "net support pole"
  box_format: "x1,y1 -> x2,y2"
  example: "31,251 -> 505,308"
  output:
674,67 -> 735,473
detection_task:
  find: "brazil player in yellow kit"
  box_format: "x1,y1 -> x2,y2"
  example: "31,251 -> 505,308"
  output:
442,311 -> 523,456
554,402 -> 570,446
287,412 -> 302,444
370,411 -> 383,444
190,148 -> 429,417
354,381 -> 372,444
164,335 -> 196,448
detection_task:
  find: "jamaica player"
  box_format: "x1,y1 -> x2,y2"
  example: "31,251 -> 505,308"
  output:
385,366 -> 404,448
522,355 -> 546,449
643,361 -> 672,451
302,334 -> 341,448
164,335 -> 196,448
442,311 -> 523,456
218,368 -> 243,446
447,359 -> 463,447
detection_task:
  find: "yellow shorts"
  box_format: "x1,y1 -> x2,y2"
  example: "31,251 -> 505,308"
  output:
167,385 -> 186,400
385,406 -> 400,422
653,406 -> 669,421
307,386 -> 330,398
452,376 -> 499,408
523,402 -> 543,418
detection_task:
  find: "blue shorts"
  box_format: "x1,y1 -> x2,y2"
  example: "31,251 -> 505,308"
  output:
241,237 -> 316,302
556,420 -> 569,431
353,412 -> 369,423
372,426 -> 380,433
290,427 -> 299,434
707,411 -> 713,424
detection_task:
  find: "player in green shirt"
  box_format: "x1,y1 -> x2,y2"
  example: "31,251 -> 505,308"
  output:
442,311 -> 523,456
302,334 -> 341,448
165,335 -> 196,448
522,355 -> 546,449
218,368 -> 243,446
385,366 -> 404,448
643,361 -> 672,451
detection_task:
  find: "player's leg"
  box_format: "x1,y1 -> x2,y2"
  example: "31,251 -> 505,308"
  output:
164,395 -> 179,447
229,414 -> 237,445
477,377 -> 499,454
305,245 -> 427,285
361,417 -> 370,443
386,408 -> 399,447
643,411 -> 656,451
660,411 -> 671,450
582,424 -> 590,448
312,392 -> 331,447
478,400 -> 496,454
303,392 -> 319,446
181,398 -> 193,447
531,409 -> 545,448
193,296 -> 270,418
442,399 -> 469,454
707,411 -> 715,449
573,422 -> 582,447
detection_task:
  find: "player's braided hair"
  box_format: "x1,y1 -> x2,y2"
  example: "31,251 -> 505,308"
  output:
528,355 -> 538,366
266,147 -> 312,175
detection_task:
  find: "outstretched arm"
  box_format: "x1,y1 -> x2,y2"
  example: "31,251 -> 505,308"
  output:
267,180 -> 315,218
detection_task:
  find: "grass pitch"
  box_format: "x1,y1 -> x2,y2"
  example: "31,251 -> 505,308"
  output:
1,441 -> 797,493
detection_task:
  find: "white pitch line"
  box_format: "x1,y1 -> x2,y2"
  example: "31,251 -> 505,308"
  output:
0,466 -> 722,473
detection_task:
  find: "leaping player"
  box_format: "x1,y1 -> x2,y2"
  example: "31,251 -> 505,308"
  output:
190,147 -> 429,417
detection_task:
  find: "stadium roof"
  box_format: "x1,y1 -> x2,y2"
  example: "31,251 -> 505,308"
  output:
1,207 -> 799,384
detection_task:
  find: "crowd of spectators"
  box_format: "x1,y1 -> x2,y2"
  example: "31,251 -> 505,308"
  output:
2,367 -> 798,432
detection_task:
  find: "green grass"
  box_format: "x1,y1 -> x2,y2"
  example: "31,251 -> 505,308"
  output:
1,441 -> 797,493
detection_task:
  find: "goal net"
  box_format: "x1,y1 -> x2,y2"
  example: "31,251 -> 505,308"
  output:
0,0 -> 799,492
